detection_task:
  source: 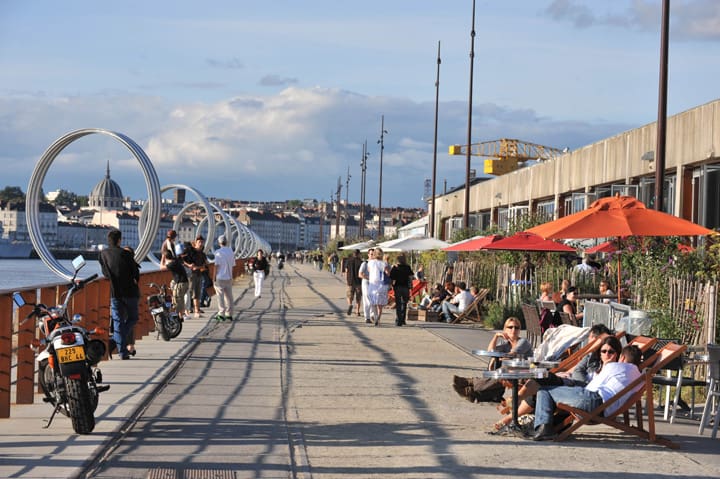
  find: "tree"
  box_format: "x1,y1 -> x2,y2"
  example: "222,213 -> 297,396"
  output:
51,189 -> 85,207
0,186 -> 25,202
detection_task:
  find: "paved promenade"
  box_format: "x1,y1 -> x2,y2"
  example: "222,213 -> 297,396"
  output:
0,262 -> 718,478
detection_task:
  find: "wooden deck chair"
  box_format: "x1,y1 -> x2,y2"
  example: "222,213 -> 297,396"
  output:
550,331 -> 626,373
520,303 -> 543,348
554,342 -> 687,449
450,288 -> 489,324
558,311 -> 578,326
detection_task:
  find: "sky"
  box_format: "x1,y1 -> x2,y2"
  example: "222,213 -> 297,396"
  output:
1,0 -> 719,208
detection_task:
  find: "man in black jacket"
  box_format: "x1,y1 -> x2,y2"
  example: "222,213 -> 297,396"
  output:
99,229 -> 140,360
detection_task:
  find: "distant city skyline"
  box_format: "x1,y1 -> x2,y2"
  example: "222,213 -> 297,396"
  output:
1,1 -> 719,207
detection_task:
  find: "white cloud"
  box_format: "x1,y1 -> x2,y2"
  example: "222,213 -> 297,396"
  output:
0,87 -> 633,207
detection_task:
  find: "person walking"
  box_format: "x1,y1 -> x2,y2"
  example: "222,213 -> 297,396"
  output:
213,234 -> 235,321
389,254 -> 414,326
366,247 -> 390,326
358,248 -> 375,324
98,229 -> 139,360
343,249 -> 363,316
252,249 -> 269,298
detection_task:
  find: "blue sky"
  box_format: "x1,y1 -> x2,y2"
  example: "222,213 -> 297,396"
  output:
1,0 -> 719,208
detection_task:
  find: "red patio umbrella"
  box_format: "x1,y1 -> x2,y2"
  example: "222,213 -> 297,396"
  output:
480,232 -> 576,252
443,234 -> 504,252
526,195 -> 715,301
585,241 -> 617,254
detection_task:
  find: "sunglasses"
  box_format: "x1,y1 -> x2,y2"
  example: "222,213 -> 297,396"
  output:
505,325 -> 519,329
600,348 -> 616,355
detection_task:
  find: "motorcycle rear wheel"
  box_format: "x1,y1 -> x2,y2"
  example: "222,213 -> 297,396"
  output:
66,378 -> 96,434
154,313 -> 172,341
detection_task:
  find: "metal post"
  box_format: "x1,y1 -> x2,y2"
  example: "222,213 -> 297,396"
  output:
335,177 -> 341,238
345,165 -> 351,234
654,0 -> 669,212
464,0 -> 476,229
360,141 -> 368,238
430,40 -> 441,239
377,116 -> 388,237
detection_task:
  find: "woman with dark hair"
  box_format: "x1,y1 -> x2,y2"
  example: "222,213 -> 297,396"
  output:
252,249 -> 269,298
488,334 -> 622,433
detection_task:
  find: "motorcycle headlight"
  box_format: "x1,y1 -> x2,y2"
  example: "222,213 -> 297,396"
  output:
72,313 -> 83,324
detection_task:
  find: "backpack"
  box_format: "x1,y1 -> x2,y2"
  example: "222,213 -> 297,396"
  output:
471,378 -> 506,403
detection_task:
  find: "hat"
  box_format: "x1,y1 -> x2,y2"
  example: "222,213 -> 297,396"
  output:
218,235 -> 227,245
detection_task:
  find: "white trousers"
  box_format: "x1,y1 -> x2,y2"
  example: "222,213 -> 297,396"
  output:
253,270 -> 265,297
361,280 -> 371,320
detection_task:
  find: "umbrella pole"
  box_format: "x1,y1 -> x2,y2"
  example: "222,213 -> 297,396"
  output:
616,237 -> 622,303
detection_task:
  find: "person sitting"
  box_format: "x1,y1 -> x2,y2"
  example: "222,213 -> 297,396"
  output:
452,317 -> 533,402
557,286 -> 583,324
440,281 -> 474,323
598,280 -> 614,303
531,343 -> 642,441
420,283 -> 447,312
538,281 -> 559,332
488,316 -> 533,359
466,326 -> 614,432
469,285 -> 480,298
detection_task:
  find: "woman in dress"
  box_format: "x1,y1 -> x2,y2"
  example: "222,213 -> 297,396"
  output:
366,247 -> 390,326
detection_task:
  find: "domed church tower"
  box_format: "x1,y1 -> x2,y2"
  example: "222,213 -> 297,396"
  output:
89,161 -> 124,210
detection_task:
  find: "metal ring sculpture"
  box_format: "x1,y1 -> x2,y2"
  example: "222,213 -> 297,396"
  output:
139,184 -> 215,267
176,200 -> 232,261
26,129 -> 161,280
188,201 -> 263,259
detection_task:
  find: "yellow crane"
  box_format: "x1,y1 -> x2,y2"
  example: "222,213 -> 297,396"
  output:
449,138 -> 565,176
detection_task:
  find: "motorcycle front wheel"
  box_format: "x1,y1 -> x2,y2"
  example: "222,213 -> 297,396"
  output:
66,378 -> 96,434
154,313 -> 172,341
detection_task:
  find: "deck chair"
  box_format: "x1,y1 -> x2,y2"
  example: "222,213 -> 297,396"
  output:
450,288 -> 489,324
558,311 -> 578,326
554,342 -> 687,448
521,303 -> 543,348
550,331 -> 627,374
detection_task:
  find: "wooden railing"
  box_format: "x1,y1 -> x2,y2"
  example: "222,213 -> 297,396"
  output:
0,260 -> 246,418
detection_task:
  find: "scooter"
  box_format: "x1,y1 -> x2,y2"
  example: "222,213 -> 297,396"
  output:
12,256 -> 108,434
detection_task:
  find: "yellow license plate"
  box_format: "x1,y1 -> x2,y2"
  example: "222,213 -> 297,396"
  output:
57,346 -> 86,363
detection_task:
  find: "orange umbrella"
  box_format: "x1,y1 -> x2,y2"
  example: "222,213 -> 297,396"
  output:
443,234 -> 503,252
527,195 -> 714,239
527,195 -> 715,301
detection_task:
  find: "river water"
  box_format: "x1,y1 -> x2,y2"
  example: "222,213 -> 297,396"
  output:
0,259 -> 160,292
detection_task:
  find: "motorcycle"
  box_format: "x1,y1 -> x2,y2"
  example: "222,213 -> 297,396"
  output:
146,282 -> 183,341
12,256 -> 108,434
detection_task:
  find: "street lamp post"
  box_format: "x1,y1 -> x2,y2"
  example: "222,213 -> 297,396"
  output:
464,0 -> 477,229
377,115 -> 388,238
654,0 -> 669,212
430,40 -> 441,238
360,141 -> 369,238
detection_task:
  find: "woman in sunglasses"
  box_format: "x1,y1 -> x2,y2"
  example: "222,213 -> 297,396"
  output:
488,334 -> 622,433
488,317 -> 533,359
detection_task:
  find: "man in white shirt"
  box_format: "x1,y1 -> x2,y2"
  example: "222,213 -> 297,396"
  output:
440,282 -> 474,323
532,344 -> 642,440
213,235 -> 235,321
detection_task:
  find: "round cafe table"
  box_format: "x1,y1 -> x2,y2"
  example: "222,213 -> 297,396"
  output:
473,351 -> 548,434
